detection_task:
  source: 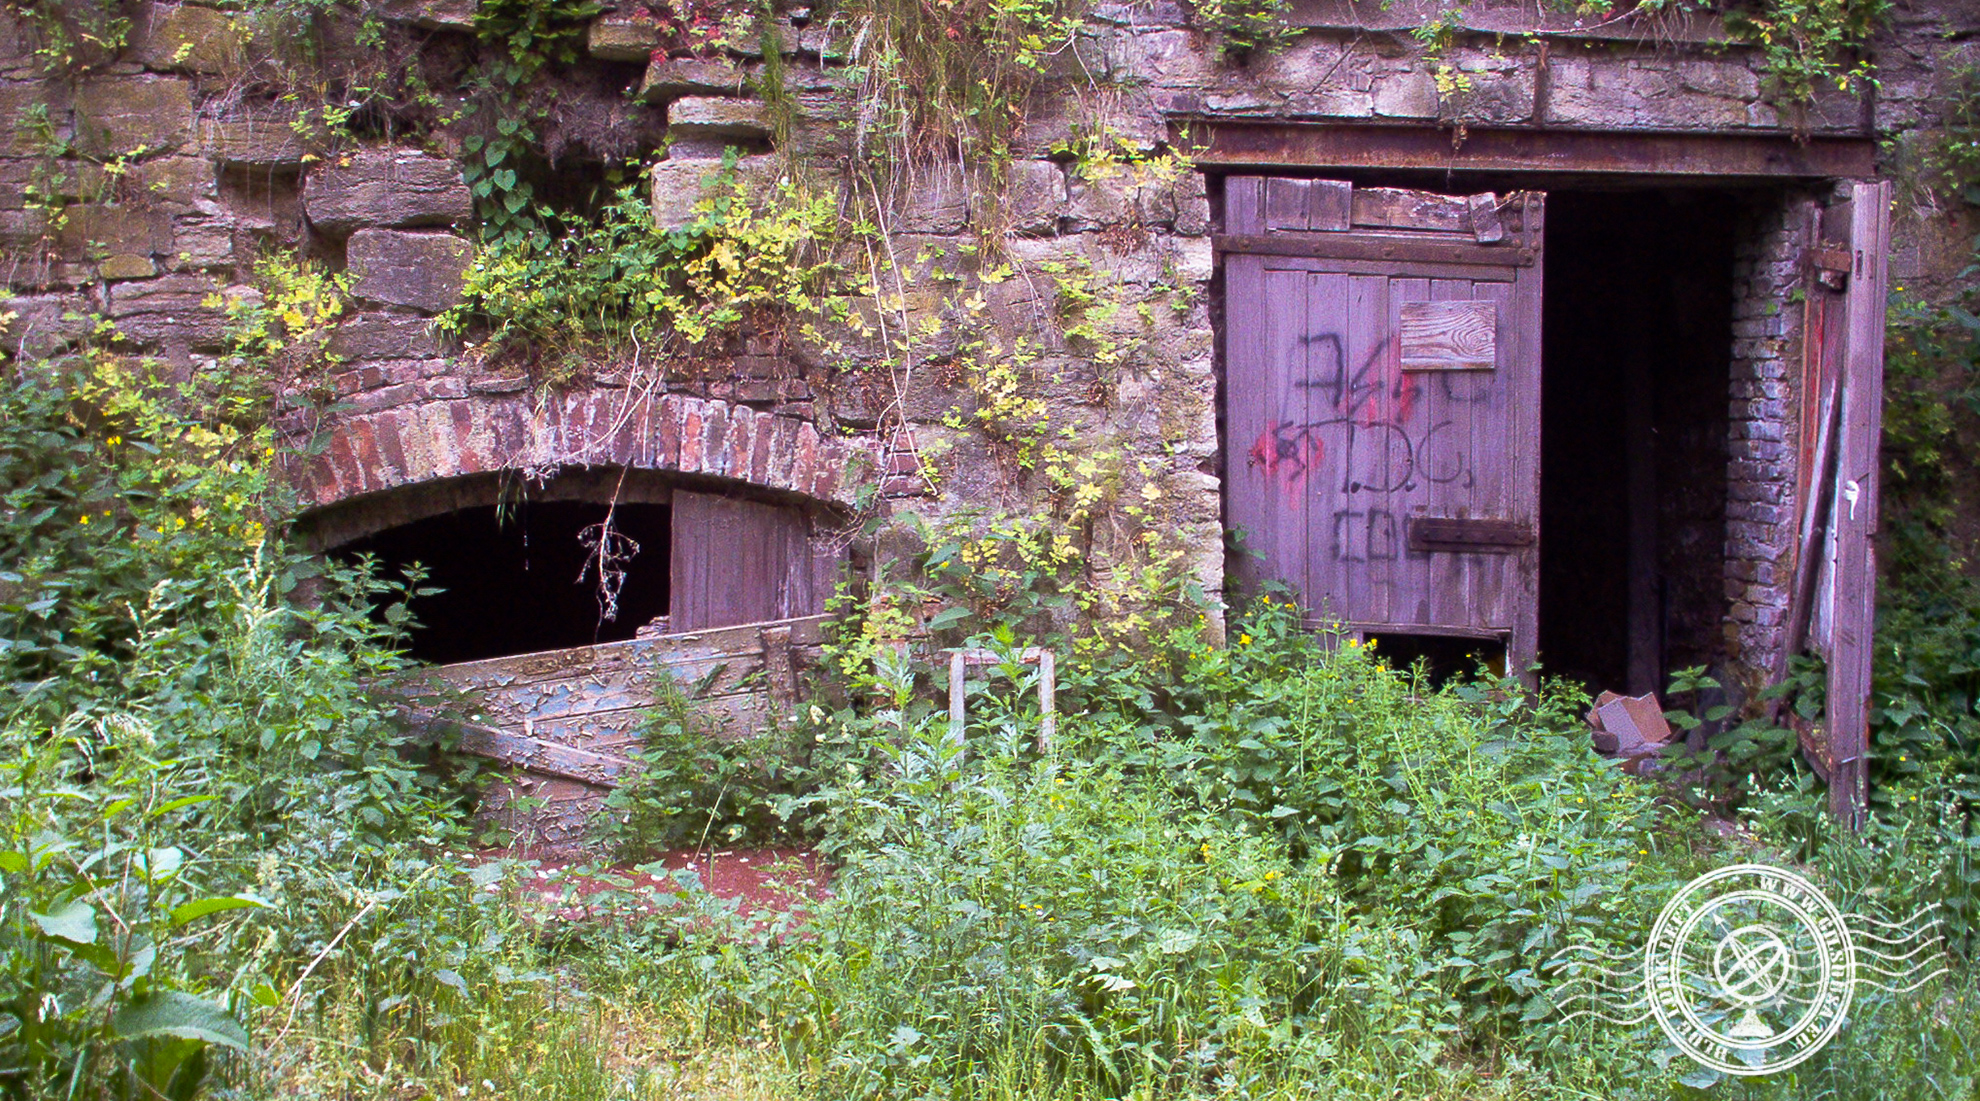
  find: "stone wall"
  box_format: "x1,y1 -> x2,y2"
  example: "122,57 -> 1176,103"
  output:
0,0 -> 1973,694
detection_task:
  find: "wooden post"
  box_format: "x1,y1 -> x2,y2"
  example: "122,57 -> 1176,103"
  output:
948,650 -> 966,760
1037,649 -> 1056,752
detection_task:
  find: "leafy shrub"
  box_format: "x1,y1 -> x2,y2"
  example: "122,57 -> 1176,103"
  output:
600,679 -> 802,853
1190,0 -> 1297,59
0,714 -> 262,1100
752,596 -> 1698,1097
442,153 -> 847,370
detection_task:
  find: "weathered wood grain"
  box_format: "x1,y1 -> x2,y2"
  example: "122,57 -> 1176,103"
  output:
1399,300 -> 1496,370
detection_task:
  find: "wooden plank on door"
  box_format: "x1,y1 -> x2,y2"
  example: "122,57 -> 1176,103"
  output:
1826,178 -> 1890,828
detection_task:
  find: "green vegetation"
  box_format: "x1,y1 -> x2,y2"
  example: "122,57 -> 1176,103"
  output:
442,155 -> 848,373
6,336 -> 1979,1097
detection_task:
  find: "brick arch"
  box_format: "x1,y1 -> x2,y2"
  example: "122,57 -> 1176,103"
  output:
288,390 -> 884,517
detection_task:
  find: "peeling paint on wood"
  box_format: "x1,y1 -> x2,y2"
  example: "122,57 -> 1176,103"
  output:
441,615 -> 827,847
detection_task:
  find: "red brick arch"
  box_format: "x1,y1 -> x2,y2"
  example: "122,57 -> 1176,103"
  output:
288,390 -> 884,514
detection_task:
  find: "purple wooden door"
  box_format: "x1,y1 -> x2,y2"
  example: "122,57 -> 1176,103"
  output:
669,490 -> 823,631
1222,177 -> 1544,675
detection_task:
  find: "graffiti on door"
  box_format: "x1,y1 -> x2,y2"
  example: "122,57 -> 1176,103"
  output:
1245,329 -> 1479,513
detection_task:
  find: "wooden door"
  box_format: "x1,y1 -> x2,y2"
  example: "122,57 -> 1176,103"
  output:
1222,177 -> 1544,675
1781,179 -> 1889,826
669,490 -> 824,631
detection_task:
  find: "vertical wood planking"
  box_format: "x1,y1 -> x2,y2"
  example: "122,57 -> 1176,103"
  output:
1267,264 -> 1309,609
1220,178 -> 1542,671
1389,276 -> 1433,626
1508,194 -> 1545,679
1826,179 -> 1889,828
669,491 -> 812,630
1298,267 -> 1346,617
1224,252 -> 1271,598
1471,277 -> 1519,632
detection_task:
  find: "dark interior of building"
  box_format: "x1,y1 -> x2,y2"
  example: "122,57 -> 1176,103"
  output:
1538,188 -> 1740,693
332,500 -> 673,664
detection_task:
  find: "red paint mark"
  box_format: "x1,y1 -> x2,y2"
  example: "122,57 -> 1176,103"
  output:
1249,423 -> 1324,508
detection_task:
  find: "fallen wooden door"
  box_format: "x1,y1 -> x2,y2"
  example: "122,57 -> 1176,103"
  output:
669,490 -> 826,631
1781,179 -> 1889,826
437,615 -> 828,847
1222,178 -> 1544,675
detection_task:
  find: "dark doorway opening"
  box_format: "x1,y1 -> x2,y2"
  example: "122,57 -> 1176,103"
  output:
1539,189 -> 1740,694
1364,632 -> 1508,688
334,501 -> 672,665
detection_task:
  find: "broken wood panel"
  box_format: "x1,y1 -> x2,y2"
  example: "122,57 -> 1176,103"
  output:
446,650 -> 774,723
437,615 -> 828,689
1825,179 -> 1890,828
1400,300 -> 1497,370
1349,186 -> 1470,233
1263,176 -> 1351,231
670,491 -> 818,631
459,724 -> 639,786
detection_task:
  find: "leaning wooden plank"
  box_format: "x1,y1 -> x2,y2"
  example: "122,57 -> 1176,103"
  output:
434,616 -> 828,690
1825,179 -> 1891,829
447,652 -> 771,722
457,724 -> 640,786
515,693 -> 780,751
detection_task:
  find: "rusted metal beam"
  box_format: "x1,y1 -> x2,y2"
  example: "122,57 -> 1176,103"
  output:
1182,123 -> 1877,180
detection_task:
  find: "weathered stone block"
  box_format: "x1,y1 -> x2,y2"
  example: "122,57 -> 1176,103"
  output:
56,203 -> 173,259
648,154 -> 774,228
327,313 -> 446,360
347,229 -> 472,313
589,15 -> 660,61
0,293 -> 93,358
0,210 -> 43,253
304,149 -> 471,233
132,156 -> 213,213
134,4 -> 241,73
104,272 -> 227,348
668,96 -> 772,138
74,77 -> 194,156
892,162 -> 970,235
167,217 -> 235,269
199,113 -> 308,166
638,58 -> 746,103
975,159 -> 1065,236
0,83 -> 67,157
377,0 -> 476,30
1370,66 -> 1440,119
0,10 -> 40,77
98,254 -> 158,280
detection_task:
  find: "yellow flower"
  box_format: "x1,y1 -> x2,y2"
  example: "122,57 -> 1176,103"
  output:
78,515 -> 88,525
1239,634 -> 1252,645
